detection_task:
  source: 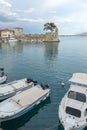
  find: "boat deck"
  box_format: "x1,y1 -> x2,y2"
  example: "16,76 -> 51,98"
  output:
0,78 -> 32,96
0,85 -> 50,119
0,100 -> 21,112
11,85 -> 49,107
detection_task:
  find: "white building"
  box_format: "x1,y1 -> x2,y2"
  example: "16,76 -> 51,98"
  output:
14,27 -> 23,36
1,29 -> 14,38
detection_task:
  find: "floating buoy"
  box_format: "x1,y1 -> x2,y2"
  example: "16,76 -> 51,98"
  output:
61,82 -> 65,87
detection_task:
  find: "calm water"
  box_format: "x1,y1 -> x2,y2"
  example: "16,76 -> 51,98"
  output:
0,36 -> 87,130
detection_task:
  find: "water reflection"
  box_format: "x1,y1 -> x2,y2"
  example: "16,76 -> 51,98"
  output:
0,42 -> 23,53
44,42 -> 59,61
0,42 -> 59,58
1,97 -> 51,130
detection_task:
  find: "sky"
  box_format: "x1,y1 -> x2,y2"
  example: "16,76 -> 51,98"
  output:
0,0 -> 87,35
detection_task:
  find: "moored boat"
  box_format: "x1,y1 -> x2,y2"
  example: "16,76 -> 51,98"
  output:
0,78 -> 35,101
0,76 -> 7,84
0,83 -> 50,122
58,73 -> 87,130
8,37 -> 18,43
0,68 -> 7,84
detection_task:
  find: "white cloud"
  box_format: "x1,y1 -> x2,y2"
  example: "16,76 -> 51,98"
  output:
40,0 -> 74,11
18,17 -> 44,23
54,16 -> 73,23
16,8 -> 35,14
25,8 -> 35,13
0,0 -> 18,20
0,0 -> 11,7
44,0 -> 68,8
49,11 -> 57,14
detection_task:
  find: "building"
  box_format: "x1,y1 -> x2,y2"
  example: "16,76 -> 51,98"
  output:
0,28 -> 14,38
14,27 -> 23,37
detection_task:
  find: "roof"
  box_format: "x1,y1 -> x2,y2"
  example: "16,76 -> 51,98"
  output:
1,29 -> 14,32
69,73 -> 87,86
70,84 -> 87,93
15,27 -> 23,29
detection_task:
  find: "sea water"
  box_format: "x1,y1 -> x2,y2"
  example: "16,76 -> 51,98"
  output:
0,36 -> 87,130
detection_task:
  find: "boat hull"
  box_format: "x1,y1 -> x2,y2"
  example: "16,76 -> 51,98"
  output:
0,75 -> 7,84
0,92 -> 50,122
59,118 -> 86,130
8,38 -> 18,43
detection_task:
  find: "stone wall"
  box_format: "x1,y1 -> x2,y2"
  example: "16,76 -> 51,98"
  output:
44,32 -> 59,42
18,32 -> 59,42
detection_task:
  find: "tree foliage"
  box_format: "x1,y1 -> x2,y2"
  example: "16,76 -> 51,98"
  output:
43,22 -> 58,32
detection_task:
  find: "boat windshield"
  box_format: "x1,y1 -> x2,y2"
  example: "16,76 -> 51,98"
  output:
66,106 -> 81,118
68,90 -> 86,103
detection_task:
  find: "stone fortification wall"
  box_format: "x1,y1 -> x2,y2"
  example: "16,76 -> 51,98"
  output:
18,32 -> 59,42
44,32 -> 59,42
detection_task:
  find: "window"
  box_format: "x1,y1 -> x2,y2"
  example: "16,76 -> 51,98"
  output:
68,91 -> 86,102
66,106 -> 81,118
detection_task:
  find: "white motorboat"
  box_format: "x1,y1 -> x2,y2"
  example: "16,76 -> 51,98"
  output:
0,78 -> 35,101
58,73 -> 87,130
0,68 -> 7,84
0,83 -> 50,122
8,37 -> 18,43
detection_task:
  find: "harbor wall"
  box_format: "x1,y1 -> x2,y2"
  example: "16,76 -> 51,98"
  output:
0,32 -> 59,43
17,32 -> 59,42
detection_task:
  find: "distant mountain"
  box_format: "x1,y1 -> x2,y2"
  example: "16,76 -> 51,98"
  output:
76,32 -> 87,36
59,32 -> 87,37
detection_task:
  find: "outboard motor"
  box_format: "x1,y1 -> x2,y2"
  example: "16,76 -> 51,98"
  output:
26,78 -> 33,83
0,68 -> 4,77
41,83 -> 49,90
41,83 -> 46,90
33,81 -> 37,85
45,84 -> 49,88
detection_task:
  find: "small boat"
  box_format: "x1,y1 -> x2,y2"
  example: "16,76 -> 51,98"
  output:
0,83 -> 50,122
0,78 -> 35,101
8,37 -> 18,43
58,73 -> 87,130
0,68 -> 7,84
